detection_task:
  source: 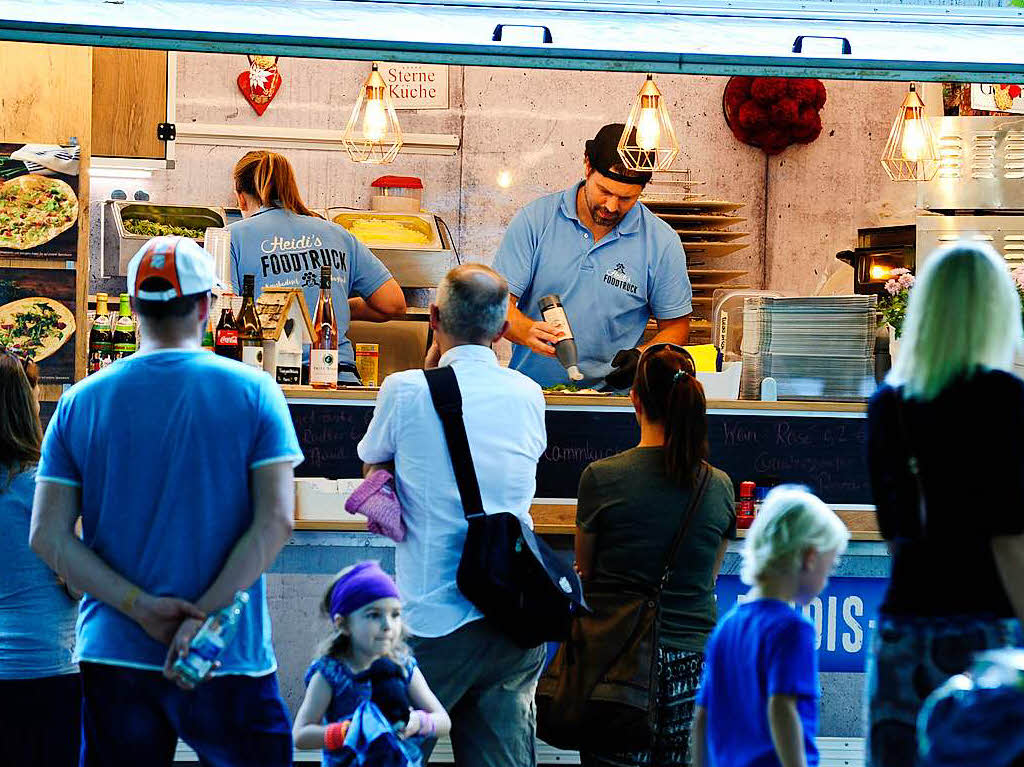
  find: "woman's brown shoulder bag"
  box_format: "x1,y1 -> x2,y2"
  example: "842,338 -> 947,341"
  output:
536,462 -> 712,753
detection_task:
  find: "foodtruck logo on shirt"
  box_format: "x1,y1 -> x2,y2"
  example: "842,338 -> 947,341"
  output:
258,234 -> 347,283
603,263 -> 638,295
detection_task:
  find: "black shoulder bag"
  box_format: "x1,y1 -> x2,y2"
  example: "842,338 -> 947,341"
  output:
535,462 -> 711,752
424,366 -> 587,649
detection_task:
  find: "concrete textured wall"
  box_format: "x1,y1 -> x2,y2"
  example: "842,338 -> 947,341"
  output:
91,53 -> 930,298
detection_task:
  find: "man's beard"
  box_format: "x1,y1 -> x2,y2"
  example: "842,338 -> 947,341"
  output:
584,186 -> 623,227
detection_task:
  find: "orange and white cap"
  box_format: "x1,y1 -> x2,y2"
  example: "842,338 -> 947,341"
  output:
127,236 -> 216,301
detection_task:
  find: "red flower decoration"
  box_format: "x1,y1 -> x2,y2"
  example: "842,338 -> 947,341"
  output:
1010,85 -> 1022,99
724,76 -> 827,155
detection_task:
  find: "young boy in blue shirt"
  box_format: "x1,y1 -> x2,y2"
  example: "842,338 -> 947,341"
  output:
692,486 -> 849,767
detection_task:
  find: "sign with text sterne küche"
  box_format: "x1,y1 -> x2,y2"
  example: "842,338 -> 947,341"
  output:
373,62 -> 449,110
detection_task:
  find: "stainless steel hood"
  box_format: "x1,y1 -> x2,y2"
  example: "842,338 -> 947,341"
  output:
3,0 -> 1024,79
918,116 -> 1024,211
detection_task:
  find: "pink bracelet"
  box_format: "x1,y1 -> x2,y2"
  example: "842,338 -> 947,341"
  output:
415,709 -> 436,738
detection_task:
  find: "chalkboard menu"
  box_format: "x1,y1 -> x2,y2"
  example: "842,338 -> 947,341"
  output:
288,401 -> 871,504
289,403 -> 374,479
538,410 -> 870,504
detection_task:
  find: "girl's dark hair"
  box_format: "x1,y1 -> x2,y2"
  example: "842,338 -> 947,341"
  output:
633,346 -> 709,488
0,351 -> 42,480
233,150 -> 323,219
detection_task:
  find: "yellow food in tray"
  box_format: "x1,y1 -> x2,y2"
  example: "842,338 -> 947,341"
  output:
341,218 -> 431,245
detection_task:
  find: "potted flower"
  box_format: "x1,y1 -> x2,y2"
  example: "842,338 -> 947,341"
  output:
878,268 -> 915,361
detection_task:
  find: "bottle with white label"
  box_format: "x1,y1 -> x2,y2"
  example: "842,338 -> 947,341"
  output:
310,265 -> 339,389
537,294 -> 583,381
237,274 -> 264,369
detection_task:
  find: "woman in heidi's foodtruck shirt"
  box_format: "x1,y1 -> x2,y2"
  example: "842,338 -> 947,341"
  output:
228,150 -> 405,384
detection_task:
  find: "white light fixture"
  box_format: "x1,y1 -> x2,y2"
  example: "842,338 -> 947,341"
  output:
618,74 -> 679,172
496,170 -> 513,189
881,84 -> 938,182
342,63 -> 403,164
88,167 -> 153,180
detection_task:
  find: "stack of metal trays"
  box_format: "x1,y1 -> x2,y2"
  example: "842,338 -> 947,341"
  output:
641,195 -> 751,345
739,295 -> 877,401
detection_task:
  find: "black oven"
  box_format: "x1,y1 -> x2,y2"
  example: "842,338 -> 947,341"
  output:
836,225 -> 915,295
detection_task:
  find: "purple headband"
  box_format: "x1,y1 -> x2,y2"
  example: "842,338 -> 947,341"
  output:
329,562 -> 400,619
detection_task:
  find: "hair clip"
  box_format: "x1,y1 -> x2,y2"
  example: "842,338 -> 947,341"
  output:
673,369 -> 691,384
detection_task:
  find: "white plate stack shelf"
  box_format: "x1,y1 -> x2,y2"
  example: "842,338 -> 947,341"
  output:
641,172 -> 750,345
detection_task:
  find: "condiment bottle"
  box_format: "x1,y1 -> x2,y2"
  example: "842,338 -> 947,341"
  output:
537,294 -> 583,382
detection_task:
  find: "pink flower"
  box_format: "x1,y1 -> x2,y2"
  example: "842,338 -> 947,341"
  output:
884,279 -> 900,296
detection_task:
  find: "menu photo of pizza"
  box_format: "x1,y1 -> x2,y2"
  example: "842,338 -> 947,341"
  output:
0,266 -> 77,385
0,142 -> 80,258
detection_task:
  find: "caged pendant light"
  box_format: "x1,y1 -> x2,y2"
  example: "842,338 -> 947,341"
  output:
618,74 -> 679,172
881,84 -> 938,182
342,64 -> 403,164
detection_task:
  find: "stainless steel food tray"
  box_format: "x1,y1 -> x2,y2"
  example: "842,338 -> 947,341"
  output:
104,201 -> 226,275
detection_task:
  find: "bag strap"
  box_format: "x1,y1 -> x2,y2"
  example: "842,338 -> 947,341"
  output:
424,366 -> 486,520
657,463 -> 712,595
894,393 -> 927,534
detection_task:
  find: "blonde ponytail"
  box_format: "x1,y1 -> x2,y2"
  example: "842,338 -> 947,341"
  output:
233,150 -> 323,219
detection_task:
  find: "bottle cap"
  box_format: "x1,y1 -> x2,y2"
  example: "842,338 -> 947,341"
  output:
739,481 -> 756,497
567,365 -> 583,381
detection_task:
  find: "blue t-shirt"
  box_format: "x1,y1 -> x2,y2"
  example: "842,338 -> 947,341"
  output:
0,465 -> 78,679
229,206 -> 395,375
697,599 -> 820,767
492,182 -> 692,387
37,349 -> 304,675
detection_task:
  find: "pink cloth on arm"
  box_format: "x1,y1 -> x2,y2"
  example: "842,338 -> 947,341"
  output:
344,470 -> 407,542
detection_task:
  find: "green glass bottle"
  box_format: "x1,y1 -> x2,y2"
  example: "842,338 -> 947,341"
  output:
112,293 -> 137,359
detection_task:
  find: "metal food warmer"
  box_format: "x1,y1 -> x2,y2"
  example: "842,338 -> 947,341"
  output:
102,201 -> 226,276
325,208 -> 456,290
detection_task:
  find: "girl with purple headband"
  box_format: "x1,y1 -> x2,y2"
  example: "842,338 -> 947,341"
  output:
293,562 -> 450,765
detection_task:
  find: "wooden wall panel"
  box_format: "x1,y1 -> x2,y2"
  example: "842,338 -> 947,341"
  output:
0,42 -> 92,387
92,48 -> 167,159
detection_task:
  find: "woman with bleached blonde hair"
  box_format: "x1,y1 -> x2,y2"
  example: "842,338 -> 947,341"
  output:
865,241 -> 1024,767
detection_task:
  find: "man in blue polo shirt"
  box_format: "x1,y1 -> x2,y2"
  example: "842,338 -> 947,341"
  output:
492,123 -> 692,389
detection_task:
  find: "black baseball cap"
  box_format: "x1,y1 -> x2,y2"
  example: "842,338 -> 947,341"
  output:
584,123 -> 653,186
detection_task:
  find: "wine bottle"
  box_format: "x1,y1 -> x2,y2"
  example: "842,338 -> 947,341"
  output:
237,275 -> 264,369
310,265 -> 339,389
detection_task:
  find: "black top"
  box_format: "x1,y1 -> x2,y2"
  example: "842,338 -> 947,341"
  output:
868,370 -> 1024,617
576,448 -> 736,651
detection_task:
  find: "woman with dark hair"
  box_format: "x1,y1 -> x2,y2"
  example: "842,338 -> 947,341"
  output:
575,344 -> 736,767
0,349 -> 80,765
229,150 -> 406,384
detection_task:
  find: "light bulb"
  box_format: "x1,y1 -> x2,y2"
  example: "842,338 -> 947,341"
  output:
901,116 -> 926,163
636,107 -> 661,151
362,98 -> 387,142
497,170 -> 513,189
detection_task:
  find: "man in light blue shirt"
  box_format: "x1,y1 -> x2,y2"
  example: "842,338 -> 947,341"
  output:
357,264 -> 547,767
31,236 -> 304,767
493,123 -> 693,388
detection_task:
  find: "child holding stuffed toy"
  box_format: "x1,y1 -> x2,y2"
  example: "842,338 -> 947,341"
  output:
293,561 -> 450,766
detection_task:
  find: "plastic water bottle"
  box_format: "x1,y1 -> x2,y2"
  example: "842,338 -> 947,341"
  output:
537,295 -> 583,381
172,591 -> 249,685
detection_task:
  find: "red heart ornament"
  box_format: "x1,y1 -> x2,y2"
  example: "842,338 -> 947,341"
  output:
237,68 -> 282,116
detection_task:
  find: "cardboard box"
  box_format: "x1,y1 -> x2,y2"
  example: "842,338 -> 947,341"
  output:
295,477 -> 367,522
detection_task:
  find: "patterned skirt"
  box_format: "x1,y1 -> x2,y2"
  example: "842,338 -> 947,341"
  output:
865,612 -> 1024,767
580,646 -> 704,767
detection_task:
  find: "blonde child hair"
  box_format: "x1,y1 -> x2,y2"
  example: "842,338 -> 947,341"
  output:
740,485 -> 850,586
316,563 -> 411,665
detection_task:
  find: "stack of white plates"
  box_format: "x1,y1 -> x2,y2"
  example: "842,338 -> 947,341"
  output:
739,296 -> 877,401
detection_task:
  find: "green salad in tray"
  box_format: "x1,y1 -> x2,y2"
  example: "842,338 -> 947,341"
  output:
124,219 -> 204,240
543,384 -> 605,394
